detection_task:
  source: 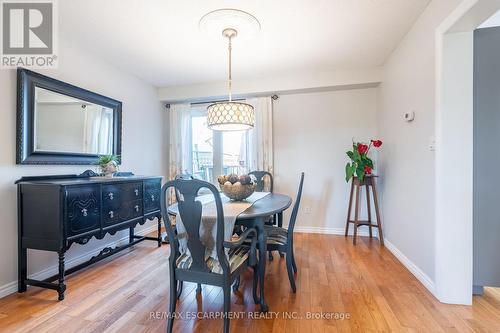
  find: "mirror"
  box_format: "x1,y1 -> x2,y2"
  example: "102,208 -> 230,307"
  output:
34,87 -> 115,155
17,68 -> 122,164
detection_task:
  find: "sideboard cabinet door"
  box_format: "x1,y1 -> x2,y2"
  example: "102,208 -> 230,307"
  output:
144,179 -> 161,213
65,185 -> 101,238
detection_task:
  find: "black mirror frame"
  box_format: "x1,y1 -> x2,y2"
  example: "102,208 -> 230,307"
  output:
16,68 -> 122,165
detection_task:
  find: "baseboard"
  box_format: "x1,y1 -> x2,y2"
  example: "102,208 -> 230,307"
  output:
291,225 -> 378,237
0,224 -> 159,299
290,225 -> 436,296
383,239 -> 436,295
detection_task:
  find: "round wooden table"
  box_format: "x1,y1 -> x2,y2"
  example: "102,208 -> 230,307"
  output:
167,193 -> 292,312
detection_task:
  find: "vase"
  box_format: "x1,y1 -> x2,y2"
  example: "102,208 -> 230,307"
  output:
101,161 -> 118,178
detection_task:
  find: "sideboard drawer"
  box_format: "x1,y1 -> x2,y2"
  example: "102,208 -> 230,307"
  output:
102,182 -> 142,208
103,200 -> 144,226
144,179 -> 161,213
65,185 -> 101,238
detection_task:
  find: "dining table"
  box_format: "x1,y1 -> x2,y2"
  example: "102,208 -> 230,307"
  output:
167,192 -> 292,312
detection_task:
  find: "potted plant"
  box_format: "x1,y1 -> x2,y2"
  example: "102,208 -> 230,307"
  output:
98,155 -> 121,177
345,140 -> 382,183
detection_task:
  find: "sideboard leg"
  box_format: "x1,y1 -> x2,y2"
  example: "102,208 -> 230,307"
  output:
57,251 -> 66,301
157,216 -> 162,247
18,247 -> 27,293
129,227 -> 134,243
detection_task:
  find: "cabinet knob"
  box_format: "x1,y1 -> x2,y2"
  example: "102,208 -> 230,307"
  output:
108,192 -> 114,200
109,211 -> 114,218
151,194 -> 155,201
81,208 -> 88,217
134,205 -> 139,212
134,189 -> 139,196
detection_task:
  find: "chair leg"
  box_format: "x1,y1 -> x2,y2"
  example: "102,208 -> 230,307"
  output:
290,244 -> 297,273
286,252 -> 297,293
223,284 -> 231,333
176,281 -> 183,299
167,278 -> 177,333
232,276 -> 240,292
196,283 -> 202,294
252,265 -> 259,304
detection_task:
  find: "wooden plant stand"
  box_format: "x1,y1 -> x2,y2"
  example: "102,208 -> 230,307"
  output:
345,175 -> 384,245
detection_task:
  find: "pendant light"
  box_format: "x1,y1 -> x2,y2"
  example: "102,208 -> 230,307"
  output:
206,27 -> 255,131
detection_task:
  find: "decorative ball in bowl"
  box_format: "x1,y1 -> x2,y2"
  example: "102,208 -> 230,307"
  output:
217,174 -> 256,201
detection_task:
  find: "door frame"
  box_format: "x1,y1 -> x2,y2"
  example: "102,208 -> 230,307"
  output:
435,0 -> 500,305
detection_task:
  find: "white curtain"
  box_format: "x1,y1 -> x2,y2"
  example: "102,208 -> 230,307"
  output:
83,105 -> 103,154
169,103 -> 191,180
247,96 -> 274,174
97,108 -> 113,154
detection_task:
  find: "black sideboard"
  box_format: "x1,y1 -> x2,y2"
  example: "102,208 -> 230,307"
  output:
16,171 -> 163,300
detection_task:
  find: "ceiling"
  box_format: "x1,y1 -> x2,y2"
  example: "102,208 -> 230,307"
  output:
479,9 -> 500,28
60,0 -> 431,88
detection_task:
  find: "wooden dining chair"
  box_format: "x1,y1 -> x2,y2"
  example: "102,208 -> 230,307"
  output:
249,170 -> 280,260
249,170 -> 274,193
250,172 -> 304,293
160,178 -> 259,333
175,173 -> 194,180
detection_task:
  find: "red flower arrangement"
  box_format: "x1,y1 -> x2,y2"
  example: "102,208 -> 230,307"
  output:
345,139 -> 383,182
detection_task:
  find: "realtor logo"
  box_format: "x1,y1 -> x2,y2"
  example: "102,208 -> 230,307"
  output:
1,0 -> 58,68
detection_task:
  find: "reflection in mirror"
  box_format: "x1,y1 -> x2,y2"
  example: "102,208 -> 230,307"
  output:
34,87 -> 114,155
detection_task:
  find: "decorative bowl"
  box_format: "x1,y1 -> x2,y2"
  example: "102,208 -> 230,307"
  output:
218,174 -> 256,201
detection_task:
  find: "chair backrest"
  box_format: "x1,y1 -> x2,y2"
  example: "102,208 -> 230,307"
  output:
160,179 -> 230,275
175,173 -> 194,180
287,172 -> 305,237
249,170 -> 273,192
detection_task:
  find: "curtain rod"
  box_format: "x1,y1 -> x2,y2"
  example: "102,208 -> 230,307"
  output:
165,95 -> 278,109
190,98 -> 245,106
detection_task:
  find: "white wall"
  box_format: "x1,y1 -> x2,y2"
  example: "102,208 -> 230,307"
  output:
273,88 -> 378,233
0,38 -> 166,296
377,0 -> 462,293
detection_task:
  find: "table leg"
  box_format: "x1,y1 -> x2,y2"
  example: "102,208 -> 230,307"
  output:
255,217 -> 269,312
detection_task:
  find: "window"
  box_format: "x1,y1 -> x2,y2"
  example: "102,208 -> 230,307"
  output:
191,115 -> 213,181
189,109 -> 249,183
223,131 -> 248,175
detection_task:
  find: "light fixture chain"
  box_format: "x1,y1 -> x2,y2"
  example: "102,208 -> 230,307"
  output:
228,35 -> 232,101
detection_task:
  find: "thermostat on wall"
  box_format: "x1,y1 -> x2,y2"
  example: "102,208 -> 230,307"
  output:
404,111 -> 415,122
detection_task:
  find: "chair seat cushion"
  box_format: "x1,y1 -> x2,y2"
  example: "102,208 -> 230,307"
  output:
176,245 -> 251,274
264,225 -> 288,245
243,225 -> 288,246
264,215 -> 275,226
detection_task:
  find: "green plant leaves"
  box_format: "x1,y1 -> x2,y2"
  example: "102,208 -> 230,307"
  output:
345,163 -> 355,182
345,143 -> 375,183
98,154 -> 121,167
356,165 -> 365,182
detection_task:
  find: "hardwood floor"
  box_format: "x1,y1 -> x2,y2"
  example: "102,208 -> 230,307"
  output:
0,233 -> 499,332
